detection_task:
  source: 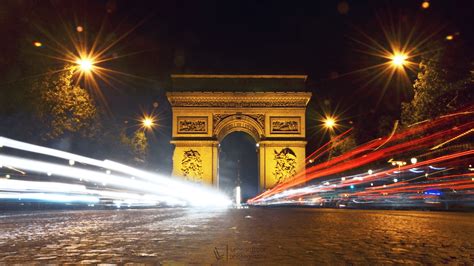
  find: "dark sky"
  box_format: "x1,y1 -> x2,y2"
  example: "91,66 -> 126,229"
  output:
0,0 -> 472,188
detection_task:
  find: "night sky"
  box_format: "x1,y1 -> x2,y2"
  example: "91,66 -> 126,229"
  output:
0,0 -> 472,196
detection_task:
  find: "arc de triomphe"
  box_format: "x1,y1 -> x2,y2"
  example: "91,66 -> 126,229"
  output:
167,74 -> 311,191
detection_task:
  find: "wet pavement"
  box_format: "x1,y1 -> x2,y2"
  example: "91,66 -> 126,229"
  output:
0,207 -> 473,264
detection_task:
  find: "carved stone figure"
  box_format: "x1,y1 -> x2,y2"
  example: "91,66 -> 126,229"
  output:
273,148 -> 297,184
178,120 -> 206,132
271,120 -> 299,132
181,149 -> 204,182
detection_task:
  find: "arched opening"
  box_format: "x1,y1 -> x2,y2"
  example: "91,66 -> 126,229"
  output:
218,132 -> 259,201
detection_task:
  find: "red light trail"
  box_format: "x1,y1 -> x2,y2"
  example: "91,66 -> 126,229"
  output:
249,107 -> 474,207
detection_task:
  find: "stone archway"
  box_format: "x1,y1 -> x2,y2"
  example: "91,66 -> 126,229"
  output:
214,114 -> 264,142
167,75 -> 311,192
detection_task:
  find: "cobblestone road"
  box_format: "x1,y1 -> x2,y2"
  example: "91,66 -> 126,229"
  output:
1,208 -> 473,264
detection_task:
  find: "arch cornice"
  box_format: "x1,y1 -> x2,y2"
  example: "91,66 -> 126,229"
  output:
167,91 -> 312,108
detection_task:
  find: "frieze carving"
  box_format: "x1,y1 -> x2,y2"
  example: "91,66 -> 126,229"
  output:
181,149 -> 203,182
270,117 -> 301,134
177,116 -> 208,134
170,100 -> 309,108
213,113 -> 265,131
273,148 -> 297,184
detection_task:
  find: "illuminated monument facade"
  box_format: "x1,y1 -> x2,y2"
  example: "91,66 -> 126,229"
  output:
167,74 -> 311,191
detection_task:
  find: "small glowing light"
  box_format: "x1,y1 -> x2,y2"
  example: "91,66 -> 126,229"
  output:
33,41 -> 42,47
393,178 -> 398,183
256,143 -> 260,148
368,169 -> 373,175
76,26 -> 84,32
421,1 -> 430,9
324,117 -> 336,128
309,159 -> 314,163
47,172 -> 52,176
383,184 -> 387,188
235,186 -> 241,207
445,35 -> 454,41
341,177 -> 346,181
391,53 -> 408,68
69,160 -> 75,166
76,57 -> 94,72
142,116 -> 155,129
6,175 -> 10,178
350,185 -> 355,189
106,170 -> 111,175
370,183 -> 374,186
410,157 -> 417,164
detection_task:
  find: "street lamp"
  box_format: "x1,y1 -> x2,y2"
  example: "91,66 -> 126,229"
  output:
76,57 -> 95,73
391,53 -> 408,68
141,116 -> 155,130
389,159 -> 406,183
323,117 -> 336,129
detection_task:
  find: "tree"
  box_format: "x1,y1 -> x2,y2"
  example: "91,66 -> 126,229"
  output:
29,66 -> 99,141
130,130 -> 149,164
329,134 -> 357,158
401,43 -> 473,126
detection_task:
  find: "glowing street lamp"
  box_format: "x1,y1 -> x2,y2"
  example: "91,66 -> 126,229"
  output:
142,116 -> 155,130
76,57 -> 94,72
323,117 -> 336,129
391,53 -> 408,68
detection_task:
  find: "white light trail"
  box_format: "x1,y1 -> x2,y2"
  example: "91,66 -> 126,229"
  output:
0,179 -> 191,207
0,179 -> 87,193
0,137 -> 231,207
0,154 -> 230,207
0,192 -> 99,203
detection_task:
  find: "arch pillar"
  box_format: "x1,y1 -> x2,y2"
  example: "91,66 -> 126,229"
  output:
170,140 -> 219,186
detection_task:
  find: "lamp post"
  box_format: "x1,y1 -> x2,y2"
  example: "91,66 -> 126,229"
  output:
323,116 -> 337,160
389,159 -> 406,183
